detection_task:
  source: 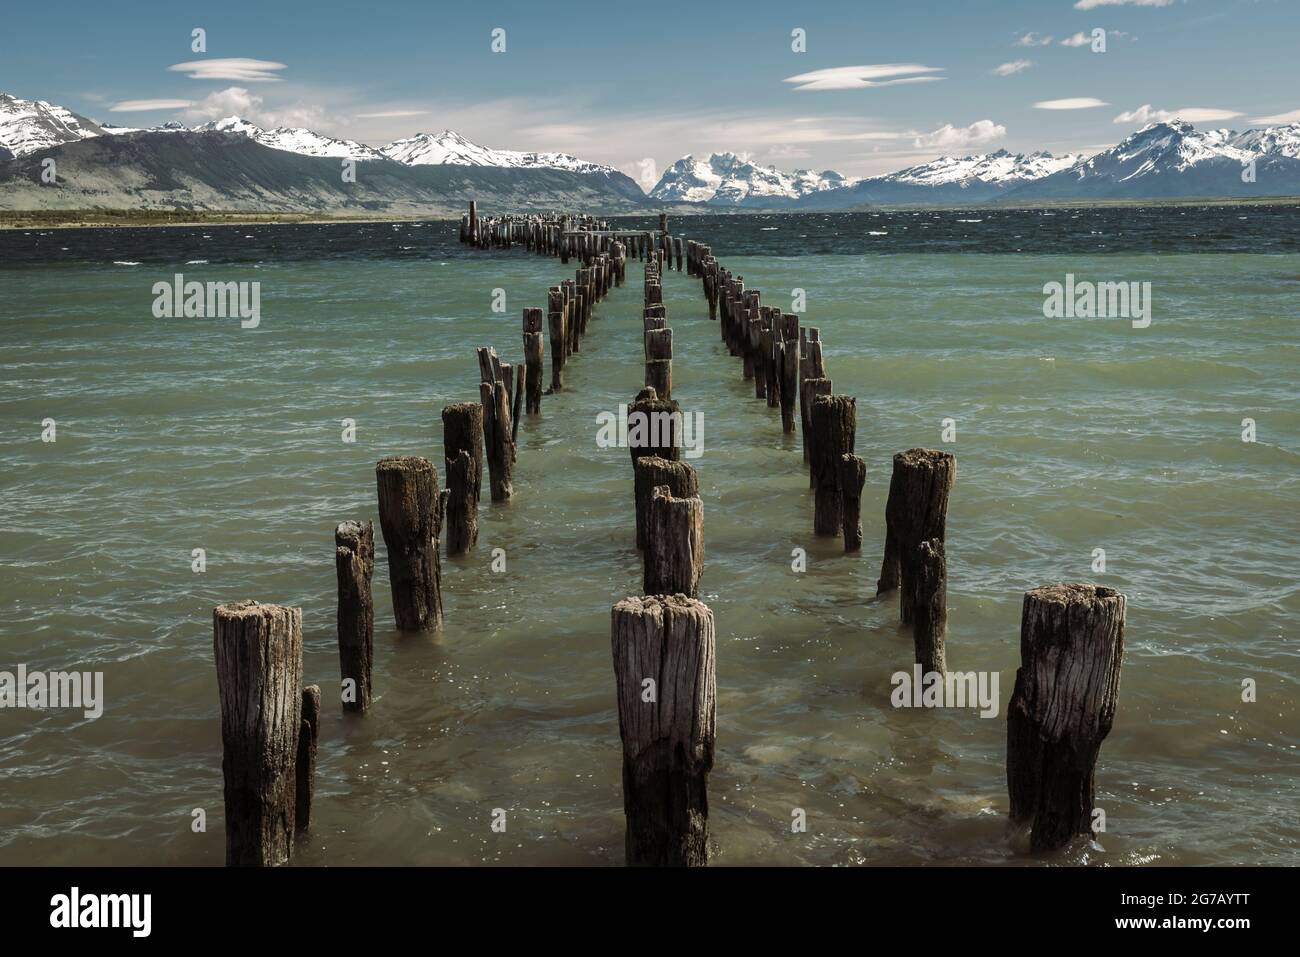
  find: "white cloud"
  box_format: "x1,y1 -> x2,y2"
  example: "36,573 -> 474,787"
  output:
1074,0 -> 1173,9
1113,104 -> 1243,124
109,99 -> 193,112
167,58 -> 287,82
993,60 -> 1033,76
1251,109 -> 1300,125
1014,32 -> 1053,47
179,86 -> 334,129
783,64 -> 944,91
1060,32 -> 1091,47
1034,97 -> 1110,110
913,120 -> 1007,149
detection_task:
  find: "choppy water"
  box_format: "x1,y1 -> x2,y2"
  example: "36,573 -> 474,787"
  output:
1,209 -> 1297,866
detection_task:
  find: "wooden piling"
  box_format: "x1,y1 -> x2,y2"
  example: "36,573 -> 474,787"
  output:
523,307 -> 544,414
295,684 -> 320,833
633,456 -> 699,552
877,448 -> 955,624
547,287 -> 566,391
644,486 -> 704,598
334,520 -> 375,713
213,600 -> 303,866
644,328 -> 673,401
476,348 -> 514,502
838,453 -> 866,550
779,314 -> 799,433
375,455 -> 443,631
628,390 -> 681,463
1007,584 -> 1126,851
911,539 -> 947,674
810,395 -> 856,536
443,449 -> 477,556
611,594 -> 716,866
442,402 -> 484,507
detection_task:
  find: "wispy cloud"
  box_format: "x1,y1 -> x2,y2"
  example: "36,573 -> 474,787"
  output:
1062,29 -> 1137,46
167,58 -> 287,82
179,86 -> 335,129
914,120 -> 1007,149
1014,32 -> 1053,47
782,64 -> 944,92
1114,104 -> 1243,124
109,98 -> 193,112
1252,108 -> 1300,125
993,60 -> 1033,76
354,109 -> 430,118
1034,97 -> 1110,110
1074,0 -> 1173,9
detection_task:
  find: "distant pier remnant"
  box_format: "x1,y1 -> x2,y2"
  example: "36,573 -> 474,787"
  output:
375,455 -> 444,631
213,600 -> 303,866
334,520 -> 375,712
611,595 -> 716,866
1007,584 -> 1126,851
876,448 -> 955,623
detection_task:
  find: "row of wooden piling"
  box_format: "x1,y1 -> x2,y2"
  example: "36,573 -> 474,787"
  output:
211,205 -> 1127,867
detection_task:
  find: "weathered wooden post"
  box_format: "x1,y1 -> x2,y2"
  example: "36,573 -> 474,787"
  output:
295,684 -> 320,833
811,395 -> 856,536
213,600 -> 303,866
633,456 -> 698,551
611,594 -> 716,866
912,539 -> 947,674
876,448 -> 955,623
468,200 -> 478,244
547,287 -> 566,391
511,364 -> 525,452
523,307 -> 544,414
443,449 -> 477,555
476,348 -> 514,501
1007,584 -> 1126,851
645,327 -> 672,400
838,453 -> 866,551
644,486 -> 704,597
334,520 -> 374,713
628,389 -> 681,463
375,455 -> 443,631
779,314 -> 799,433
441,402 -> 483,507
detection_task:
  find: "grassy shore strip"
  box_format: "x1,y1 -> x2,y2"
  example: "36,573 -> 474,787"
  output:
2,195 -> 1298,229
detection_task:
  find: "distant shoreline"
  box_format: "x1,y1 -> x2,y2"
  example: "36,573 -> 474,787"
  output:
2,195 -> 1298,230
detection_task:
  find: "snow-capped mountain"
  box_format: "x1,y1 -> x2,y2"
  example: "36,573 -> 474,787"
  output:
379,129 -> 623,176
882,149 -> 1081,187
193,116 -> 388,160
0,93 -> 103,159
1008,120 -> 1300,200
651,153 -> 852,206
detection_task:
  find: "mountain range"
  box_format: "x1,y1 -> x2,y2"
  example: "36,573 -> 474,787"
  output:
1,91 -> 1298,213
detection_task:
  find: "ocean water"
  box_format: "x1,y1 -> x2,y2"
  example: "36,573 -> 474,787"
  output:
0,208 -> 1297,866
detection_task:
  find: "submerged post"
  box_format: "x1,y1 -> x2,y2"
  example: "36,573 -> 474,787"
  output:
334,520 -> 375,713
523,307 -> 544,414
213,600 -> 303,866
838,452 -> 866,551
810,395 -> 856,536
1007,584 -> 1126,851
912,539 -> 947,674
611,595 -> 716,866
633,456 -> 698,551
375,455 -> 444,631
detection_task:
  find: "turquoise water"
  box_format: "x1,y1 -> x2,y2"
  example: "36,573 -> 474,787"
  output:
1,216 -> 1297,865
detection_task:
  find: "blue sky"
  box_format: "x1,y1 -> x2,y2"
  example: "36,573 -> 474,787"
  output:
2,0 -> 1296,181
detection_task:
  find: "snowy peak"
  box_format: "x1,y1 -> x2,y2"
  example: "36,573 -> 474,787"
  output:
378,129 -> 623,176
0,92 -> 103,158
194,115 -> 387,160
882,149 -> 1083,187
1071,120 -> 1300,183
650,152 -> 853,205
